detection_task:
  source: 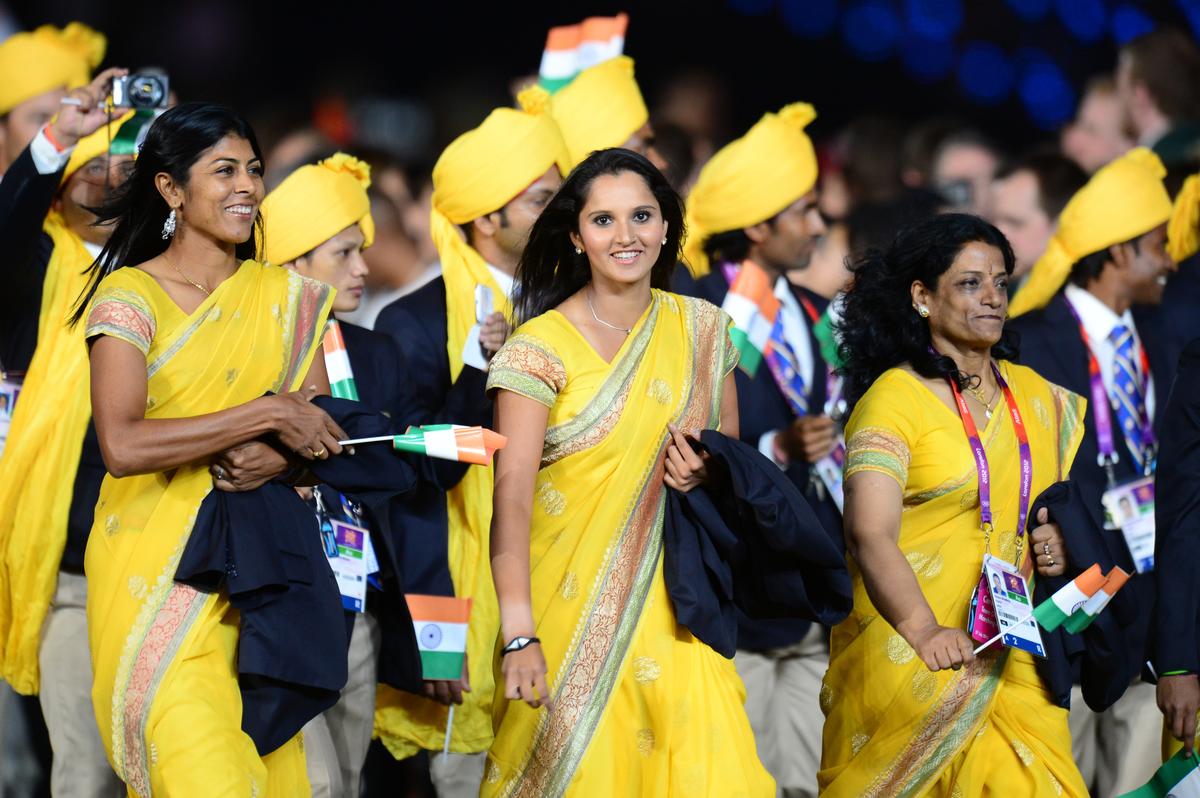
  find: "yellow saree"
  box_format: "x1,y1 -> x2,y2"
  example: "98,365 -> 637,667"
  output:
482,290 -> 774,797
0,211 -> 96,694
83,261 -> 332,798
820,364 -> 1087,798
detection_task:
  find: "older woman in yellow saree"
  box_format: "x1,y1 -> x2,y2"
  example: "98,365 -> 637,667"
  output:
820,214 -> 1089,797
78,104 -> 345,797
484,149 -> 773,796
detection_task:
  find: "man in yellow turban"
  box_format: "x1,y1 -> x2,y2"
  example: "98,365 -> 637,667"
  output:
679,101 -> 835,797
1008,147 -> 1179,797
0,65 -> 136,796
0,22 -> 106,176
549,55 -> 665,171
372,88 -> 567,797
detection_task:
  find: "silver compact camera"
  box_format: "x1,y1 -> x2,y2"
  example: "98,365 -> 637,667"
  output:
112,73 -> 169,109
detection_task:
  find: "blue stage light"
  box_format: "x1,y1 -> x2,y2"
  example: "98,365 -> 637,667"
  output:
1110,4 -> 1156,43
1055,0 -> 1107,42
1006,0 -> 1052,22
901,35 -> 957,81
958,42 -> 1015,105
842,0 -> 904,62
729,0 -> 777,16
1018,57 -> 1076,129
905,0 -> 963,41
782,0 -> 839,38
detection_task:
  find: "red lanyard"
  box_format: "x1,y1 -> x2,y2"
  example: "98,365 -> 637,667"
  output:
945,363 -> 1034,554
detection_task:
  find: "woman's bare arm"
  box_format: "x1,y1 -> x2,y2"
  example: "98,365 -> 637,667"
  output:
719,372 -> 739,439
90,336 -> 344,477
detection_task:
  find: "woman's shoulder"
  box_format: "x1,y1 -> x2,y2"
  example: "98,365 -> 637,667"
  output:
999,360 -> 1086,412
660,290 -> 722,322
95,264 -> 157,296
847,367 -> 929,430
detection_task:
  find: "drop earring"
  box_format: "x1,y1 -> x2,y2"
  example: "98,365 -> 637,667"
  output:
161,209 -> 177,240
917,305 -> 930,318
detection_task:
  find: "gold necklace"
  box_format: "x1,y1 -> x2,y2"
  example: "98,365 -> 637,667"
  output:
965,380 -> 999,418
165,254 -> 211,296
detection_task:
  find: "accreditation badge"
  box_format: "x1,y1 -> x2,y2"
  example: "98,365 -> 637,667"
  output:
982,555 -> 1046,658
327,520 -> 371,613
1101,476 -> 1155,573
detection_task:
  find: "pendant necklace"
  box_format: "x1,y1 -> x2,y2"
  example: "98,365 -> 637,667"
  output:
586,286 -> 633,334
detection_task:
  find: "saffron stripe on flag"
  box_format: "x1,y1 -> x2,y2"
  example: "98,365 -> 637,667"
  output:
1062,567 -> 1130,634
406,594 -> 471,625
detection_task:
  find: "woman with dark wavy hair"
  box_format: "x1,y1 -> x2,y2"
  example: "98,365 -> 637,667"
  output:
482,148 -> 771,795
820,214 -> 1090,796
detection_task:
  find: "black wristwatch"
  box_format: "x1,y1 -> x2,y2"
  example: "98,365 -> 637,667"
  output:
501,636 -> 540,656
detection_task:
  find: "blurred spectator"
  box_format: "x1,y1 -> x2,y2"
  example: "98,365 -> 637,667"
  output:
1116,28 -> 1200,168
931,128 -> 1002,216
264,126 -> 334,190
651,120 -> 697,194
989,151 -> 1088,284
1062,76 -> 1134,173
900,115 -> 963,189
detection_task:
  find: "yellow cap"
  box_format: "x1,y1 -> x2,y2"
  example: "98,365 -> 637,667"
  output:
261,153 -> 374,266
683,103 -> 820,277
0,23 -> 105,115
549,55 -> 648,169
1010,148 -> 1172,316
1167,173 -> 1200,263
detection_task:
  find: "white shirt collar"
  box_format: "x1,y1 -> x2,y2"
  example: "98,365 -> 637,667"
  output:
1063,283 -> 1136,344
486,264 -> 515,300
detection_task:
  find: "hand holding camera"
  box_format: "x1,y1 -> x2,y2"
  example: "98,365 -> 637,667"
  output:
49,67 -> 128,149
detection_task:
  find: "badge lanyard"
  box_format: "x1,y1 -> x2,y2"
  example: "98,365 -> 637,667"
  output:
945,362 -> 1034,566
1062,298 -> 1156,482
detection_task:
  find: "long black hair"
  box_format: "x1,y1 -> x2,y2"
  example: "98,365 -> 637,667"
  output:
512,148 -> 685,325
837,213 -> 1019,405
71,102 -> 264,324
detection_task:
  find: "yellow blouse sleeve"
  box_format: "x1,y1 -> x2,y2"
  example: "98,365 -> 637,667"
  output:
486,332 -> 567,409
843,371 -> 924,489
84,280 -> 157,356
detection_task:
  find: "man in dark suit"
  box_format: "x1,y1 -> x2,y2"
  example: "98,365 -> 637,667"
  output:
1008,146 -> 1180,795
0,66 -> 135,797
372,98 -> 567,797
677,102 -> 837,798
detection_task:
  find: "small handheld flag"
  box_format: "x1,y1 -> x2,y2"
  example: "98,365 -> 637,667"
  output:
1062,567 -> 1130,634
1118,747 -> 1200,797
538,13 -> 628,93
721,260 -> 780,377
1031,563 -> 1108,632
322,320 -> 359,401
339,425 -> 507,466
406,594 -> 471,681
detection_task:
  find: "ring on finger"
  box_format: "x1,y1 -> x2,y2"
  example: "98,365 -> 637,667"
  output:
1043,542 -> 1051,556
314,447 -> 327,458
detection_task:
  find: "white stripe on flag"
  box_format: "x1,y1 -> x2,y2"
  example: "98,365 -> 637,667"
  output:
423,428 -> 460,461
721,292 -> 759,331
539,49 -> 579,80
1173,766 -> 1200,796
325,351 -> 354,384
1051,580 -> 1092,616
412,621 -> 468,653
576,38 -> 624,70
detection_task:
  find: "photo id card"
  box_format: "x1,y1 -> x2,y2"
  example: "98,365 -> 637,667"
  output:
982,555 -> 1046,658
1101,476 -> 1155,573
327,520 -> 370,613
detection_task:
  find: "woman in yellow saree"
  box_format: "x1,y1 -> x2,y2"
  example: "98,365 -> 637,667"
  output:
77,103 -> 345,797
820,214 -> 1089,797
484,149 -> 774,796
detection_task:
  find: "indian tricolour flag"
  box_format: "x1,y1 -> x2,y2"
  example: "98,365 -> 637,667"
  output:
721,260 -> 780,377
1120,748 -> 1200,797
406,594 -> 471,680
1031,563 -> 1107,632
1062,567 -> 1130,634
322,320 -> 358,401
392,424 -> 507,466
538,13 -> 628,93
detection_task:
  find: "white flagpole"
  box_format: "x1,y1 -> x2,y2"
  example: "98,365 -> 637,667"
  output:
972,608 -> 1036,655
443,705 -> 455,757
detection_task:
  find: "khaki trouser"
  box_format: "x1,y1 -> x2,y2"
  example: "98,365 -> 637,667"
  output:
1069,681 -> 1161,797
429,751 -> 487,798
735,625 -> 828,798
304,612 -> 381,797
38,570 -> 125,797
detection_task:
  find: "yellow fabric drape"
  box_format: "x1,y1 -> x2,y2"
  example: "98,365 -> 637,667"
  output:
820,364 -> 1088,797
682,103 -> 820,278
261,152 -> 375,266
0,22 -> 104,114
83,261 -> 332,797
548,55 -> 649,169
1167,173 -> 1200,263
375,91 -> 568,760
481,291 -> 771,796
1010,148 -> 1172,317
0,212 -> 95,694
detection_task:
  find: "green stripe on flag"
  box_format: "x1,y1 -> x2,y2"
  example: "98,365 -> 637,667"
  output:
729,327 -> 763,377
538,75 -> 575,93
419,650 -> 465,681
1119,748 -> 1200,797
1032,598 -> 1072,631
329,379 -> 358,400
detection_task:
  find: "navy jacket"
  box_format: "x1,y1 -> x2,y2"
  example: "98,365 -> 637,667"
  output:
682,269 -> 843,651
663,431 -> 851,658
0,143 -> 104,573
1008,290 -> 1179,683
1152,337 -> 1200,675
374,276 -> 491,597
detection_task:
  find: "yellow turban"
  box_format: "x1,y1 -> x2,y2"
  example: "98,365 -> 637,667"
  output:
261,152 -> 375,266
0,23 -> 105,115
683,102 -> 819,278
549,55 -> 648,169
1167,173 -> 1200,263
60,110 -> 135,185
1009,148 -> 1172,317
